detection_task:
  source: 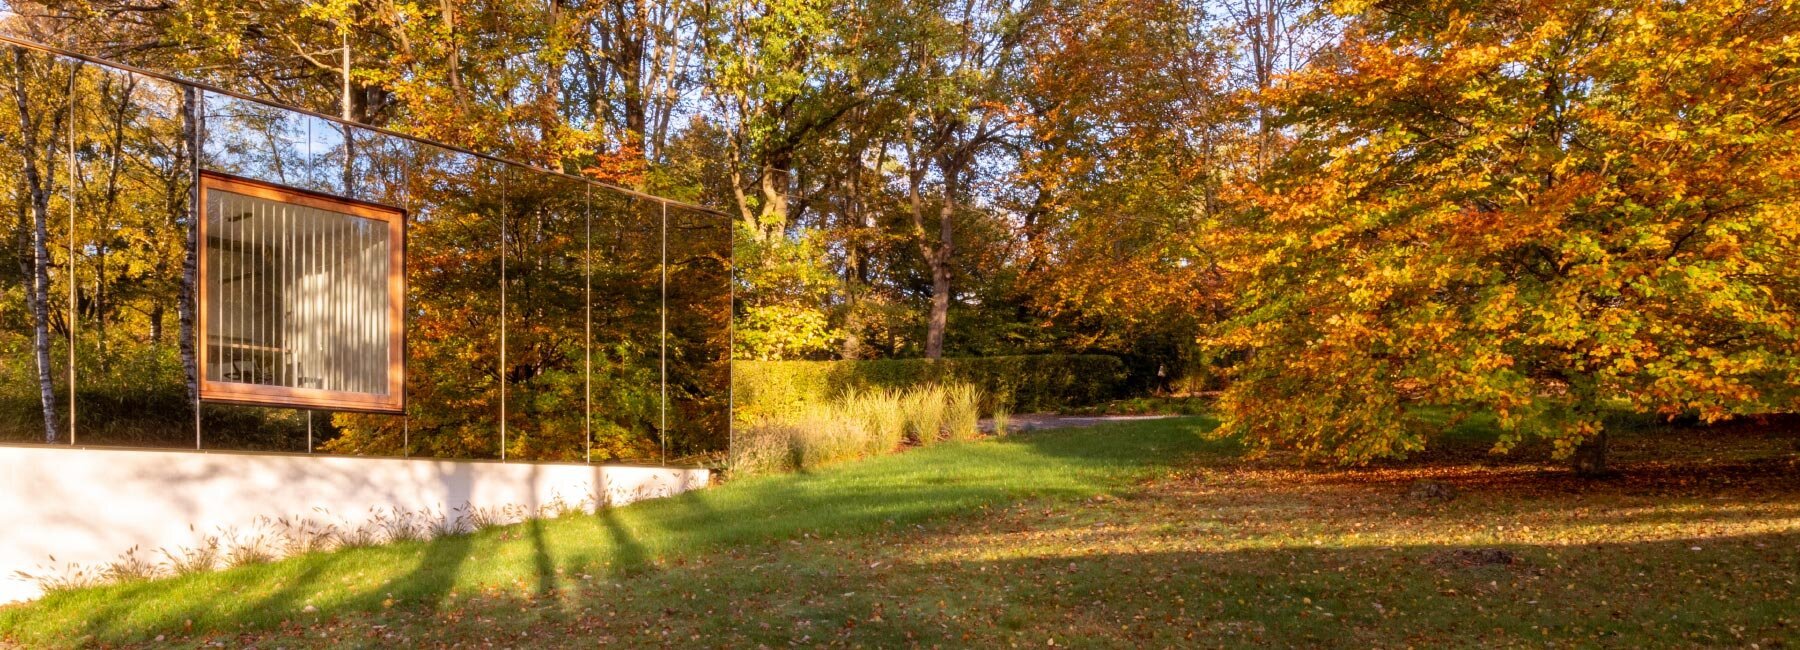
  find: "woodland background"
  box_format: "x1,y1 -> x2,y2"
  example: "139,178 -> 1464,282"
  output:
2,0 -> 1797,471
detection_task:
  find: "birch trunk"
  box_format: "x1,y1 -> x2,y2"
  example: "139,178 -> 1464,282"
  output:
177,86 -> 199,408
8,48 -> 63,443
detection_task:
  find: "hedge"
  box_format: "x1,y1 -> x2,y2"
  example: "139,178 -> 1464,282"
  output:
733,355 -> 1128,421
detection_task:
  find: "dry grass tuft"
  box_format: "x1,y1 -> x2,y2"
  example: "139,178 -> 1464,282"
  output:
945,384 -> 985,442
733,383 -> 995,475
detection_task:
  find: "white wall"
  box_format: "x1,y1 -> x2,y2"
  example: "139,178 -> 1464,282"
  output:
0,444 -> 709,603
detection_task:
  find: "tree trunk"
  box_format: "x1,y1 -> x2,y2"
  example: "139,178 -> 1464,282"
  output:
439,0 -> 466,107
839,157 -> 874,360
924,156 -> 958,360
150,304 -> 165,345
1572,430 -> 1610,477
342,127 -> 357,196
757,159 -> 790,239
178,87 -> 200,408
926,257 -> 950,359
613,0 -> 649,156
9,49 -> 64,443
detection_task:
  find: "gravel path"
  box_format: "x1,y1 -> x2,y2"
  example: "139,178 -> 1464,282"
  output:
982,413 -> 1177,432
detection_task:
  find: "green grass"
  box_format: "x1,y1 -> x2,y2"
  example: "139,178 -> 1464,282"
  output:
0,417 -> 1228,648
5,415 -> 1799,648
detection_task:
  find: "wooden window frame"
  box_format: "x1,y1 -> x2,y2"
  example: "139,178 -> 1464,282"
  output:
198,171 -> 407,414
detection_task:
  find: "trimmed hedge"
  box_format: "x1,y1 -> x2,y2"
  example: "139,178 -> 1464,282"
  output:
734,355 -> 1128,421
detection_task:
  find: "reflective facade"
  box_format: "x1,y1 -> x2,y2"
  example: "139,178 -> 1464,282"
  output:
0,44 -> 731,465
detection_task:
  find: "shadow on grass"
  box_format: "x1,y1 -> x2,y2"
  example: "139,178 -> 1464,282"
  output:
750,531 -> 1800,647
597,502 -> 650,570
296,530 -> 1800,648
0,416 -> 1228,647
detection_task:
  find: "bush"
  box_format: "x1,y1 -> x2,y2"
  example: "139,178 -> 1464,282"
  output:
733,355 -> 1127,423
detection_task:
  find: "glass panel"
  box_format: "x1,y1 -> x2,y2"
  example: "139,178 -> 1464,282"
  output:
6,49 -> 729,461
312,123 -> 411,453
65,66 -> 199,447
198,402 -> 312,452
331,148 -> 501,458
500,166 -> 588,461
584,193 -> 663,462
200,92 -> 306,188
302,117 -> 349,197
665,204 -> 732,462
341,124 -> 410,207
0,50 -> 80,444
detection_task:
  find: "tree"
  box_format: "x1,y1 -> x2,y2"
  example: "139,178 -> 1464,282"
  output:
4,44 -> 69,442
1007,0 -> 1238,387
893,0 -> 1026,359
1206,0 -> 1800,474
701,0 -> 874,242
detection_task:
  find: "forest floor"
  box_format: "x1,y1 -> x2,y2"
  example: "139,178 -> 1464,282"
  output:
3,415 -> 1799,648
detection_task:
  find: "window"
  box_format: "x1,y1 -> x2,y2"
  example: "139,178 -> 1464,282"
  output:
199,172 -> 405,413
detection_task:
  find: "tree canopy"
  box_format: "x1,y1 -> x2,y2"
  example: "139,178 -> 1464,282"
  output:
1207,0 -> 1800,471
3,0 -> 1797,469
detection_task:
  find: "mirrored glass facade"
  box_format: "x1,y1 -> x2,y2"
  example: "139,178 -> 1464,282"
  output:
0,43 -> 730,465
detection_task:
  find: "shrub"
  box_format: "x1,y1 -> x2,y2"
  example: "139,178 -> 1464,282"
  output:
427,509 -> 468,537
733,355 -> 1127,424
733,404 -> 871,475
798,408 -> 870,467
101,547 -> 161,583
1068,396 -> 1212,416
12,560 -> 103,594
366,507 -> 426,545
222,529 -> 275,568
268,516 -> 338,557
337,522 -> 383,549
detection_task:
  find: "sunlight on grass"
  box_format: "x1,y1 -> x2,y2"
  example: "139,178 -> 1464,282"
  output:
6,415 -> 1797,648
0,417 -> 1225,647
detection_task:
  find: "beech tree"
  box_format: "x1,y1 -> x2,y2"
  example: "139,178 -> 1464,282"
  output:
1207,0 -> 1800,473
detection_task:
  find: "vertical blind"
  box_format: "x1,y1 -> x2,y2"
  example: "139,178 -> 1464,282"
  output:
204,189 -> 392,396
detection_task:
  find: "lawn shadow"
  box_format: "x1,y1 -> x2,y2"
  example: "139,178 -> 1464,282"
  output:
597,501 -> 650,571
825,530 -> 1800,647
524,465 -> 559,598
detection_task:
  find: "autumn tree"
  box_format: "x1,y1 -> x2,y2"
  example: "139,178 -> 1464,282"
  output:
891,0 -> 1028,359
701,0 -> 894,360
1004,0 -> 1239,387
1207,0 -> 1800,474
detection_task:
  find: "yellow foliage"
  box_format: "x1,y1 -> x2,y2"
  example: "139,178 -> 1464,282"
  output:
1207,0 -> 1800,464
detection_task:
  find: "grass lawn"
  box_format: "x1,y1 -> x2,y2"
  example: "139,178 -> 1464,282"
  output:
3,415 -> 1799,648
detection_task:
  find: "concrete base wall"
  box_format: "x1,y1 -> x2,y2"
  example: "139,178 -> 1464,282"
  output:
0,444 -> 709,603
